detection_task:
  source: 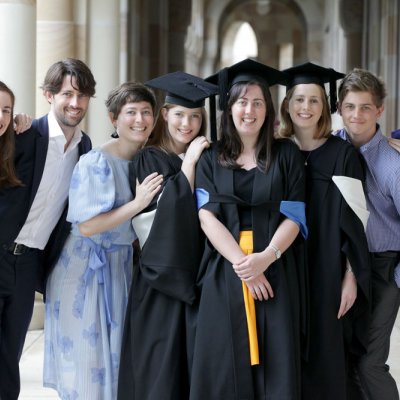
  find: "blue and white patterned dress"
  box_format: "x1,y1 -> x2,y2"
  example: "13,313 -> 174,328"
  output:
43,149 -> 135,400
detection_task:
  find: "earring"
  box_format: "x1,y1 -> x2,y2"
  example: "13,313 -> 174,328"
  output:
111,128 -> 119,138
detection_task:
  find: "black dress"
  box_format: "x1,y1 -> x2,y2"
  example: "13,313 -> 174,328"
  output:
190,139 -> 308,400
117,147 -> 203,400
300,135 -> 370,400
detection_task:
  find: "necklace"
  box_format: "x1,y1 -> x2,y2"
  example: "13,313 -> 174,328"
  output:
303,151 -> 312,166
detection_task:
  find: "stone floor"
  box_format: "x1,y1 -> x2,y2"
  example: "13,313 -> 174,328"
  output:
19,313 -> 400,399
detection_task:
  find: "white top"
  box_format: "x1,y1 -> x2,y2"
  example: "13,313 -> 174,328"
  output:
15,110 -> 82,249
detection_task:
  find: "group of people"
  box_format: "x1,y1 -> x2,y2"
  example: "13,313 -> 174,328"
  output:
0,56 -> 398,400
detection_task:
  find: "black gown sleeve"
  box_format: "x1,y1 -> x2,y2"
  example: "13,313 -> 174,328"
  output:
129,147 -> 202,304
194,146 -> 222,217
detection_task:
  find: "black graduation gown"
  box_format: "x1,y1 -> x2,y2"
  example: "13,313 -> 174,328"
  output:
117,147 -> 203,400
190,139 -> 307,400
301,136 -> 370,400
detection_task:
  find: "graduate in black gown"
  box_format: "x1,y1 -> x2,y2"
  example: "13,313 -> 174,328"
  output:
190,59 -> 308,400
279,63 -> 371,400
117,72 -> 218,400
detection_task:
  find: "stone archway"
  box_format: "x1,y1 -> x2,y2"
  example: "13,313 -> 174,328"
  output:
193,0 -> 308,76
191,0 -> 308,108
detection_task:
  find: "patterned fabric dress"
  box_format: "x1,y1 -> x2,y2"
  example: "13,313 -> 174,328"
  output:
43,149 -> 135,400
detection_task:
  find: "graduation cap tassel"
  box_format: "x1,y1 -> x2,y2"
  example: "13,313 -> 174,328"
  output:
329,78 -> 337,113
209,95 -> 217,142
218,67 -> 229,111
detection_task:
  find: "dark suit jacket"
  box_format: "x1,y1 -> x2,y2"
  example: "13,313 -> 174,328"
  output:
0,114 -> 92,294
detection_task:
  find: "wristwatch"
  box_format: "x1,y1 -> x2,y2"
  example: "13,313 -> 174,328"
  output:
269,243 -> 281,260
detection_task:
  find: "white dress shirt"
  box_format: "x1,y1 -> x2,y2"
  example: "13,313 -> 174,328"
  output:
15,111 -> 82,249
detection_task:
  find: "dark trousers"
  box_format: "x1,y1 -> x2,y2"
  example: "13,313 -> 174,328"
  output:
357,251 -> 400,400
0,248 -> 39,400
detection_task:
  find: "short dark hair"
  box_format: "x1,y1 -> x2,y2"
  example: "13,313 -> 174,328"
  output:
338,68 -> 386,107
41,58 -> 96,97
0,81 -> 22,189
105,81 -> 157,119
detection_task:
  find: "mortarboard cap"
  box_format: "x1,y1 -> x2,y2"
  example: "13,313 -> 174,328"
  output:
206,58 -> 287,113
282,62 -> 345,113
145,71 -> 219,109
145,71 -> 219,142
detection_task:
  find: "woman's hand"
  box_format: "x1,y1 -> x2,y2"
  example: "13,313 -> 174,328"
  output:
337,270 -> 357,319
181,136 -> 210,191
232,250 -> 275,281
245,274 -> 274,301
184,136 -> 210,165
134,172 -> 163,210
14,113 -> 33,134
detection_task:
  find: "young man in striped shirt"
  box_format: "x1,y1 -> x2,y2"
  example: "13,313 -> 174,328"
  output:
336,68 -> 400,400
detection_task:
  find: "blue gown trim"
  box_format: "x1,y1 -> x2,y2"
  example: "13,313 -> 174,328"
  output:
195,188 -> 209,209
195,188 -> 308,239
280,201 -> 308,239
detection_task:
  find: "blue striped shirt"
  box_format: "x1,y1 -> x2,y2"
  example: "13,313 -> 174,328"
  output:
335,126 -> 400,253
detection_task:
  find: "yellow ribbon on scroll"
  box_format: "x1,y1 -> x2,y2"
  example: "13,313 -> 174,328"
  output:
239,230 -> 259,366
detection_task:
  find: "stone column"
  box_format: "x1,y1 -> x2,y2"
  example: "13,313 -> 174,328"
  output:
362,0 -> 399,135
86,0 -> 120,146
339,0 -> 363,70
36,0 -> 75,117
0,0 -> 36,115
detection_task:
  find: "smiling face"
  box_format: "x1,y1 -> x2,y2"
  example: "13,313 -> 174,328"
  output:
161,105 -> 202,153
0,90 -> 12,137
112,101 -> 154,145
45,75 -> 91,135
231,84 -> 267,139
288,83 -> 324,134
339,91 -> 383,146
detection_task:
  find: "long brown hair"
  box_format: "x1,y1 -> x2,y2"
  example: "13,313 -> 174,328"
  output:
147,103 -> 207,153
218,80 -> 276,172
0,81 -> 22,189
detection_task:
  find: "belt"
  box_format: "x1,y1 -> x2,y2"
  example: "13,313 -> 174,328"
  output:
4,242 -> 33,256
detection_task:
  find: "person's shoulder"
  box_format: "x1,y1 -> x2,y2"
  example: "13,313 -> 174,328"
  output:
79,148 -> 107,165
274,137 -> 297,148
81,130 -> 92,144
134,146 -> 169,163
273,137 -> 298,151
323,135 -> 361,167
132,146 -> 177,172
15,115 -> 48,144
328,134 -> 354,150
379,134 -> 400,158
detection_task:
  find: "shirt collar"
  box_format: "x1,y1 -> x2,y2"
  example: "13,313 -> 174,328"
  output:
359,124 -> 384,153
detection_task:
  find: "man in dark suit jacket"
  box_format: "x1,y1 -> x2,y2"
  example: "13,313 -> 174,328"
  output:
0,58 -> 96,400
